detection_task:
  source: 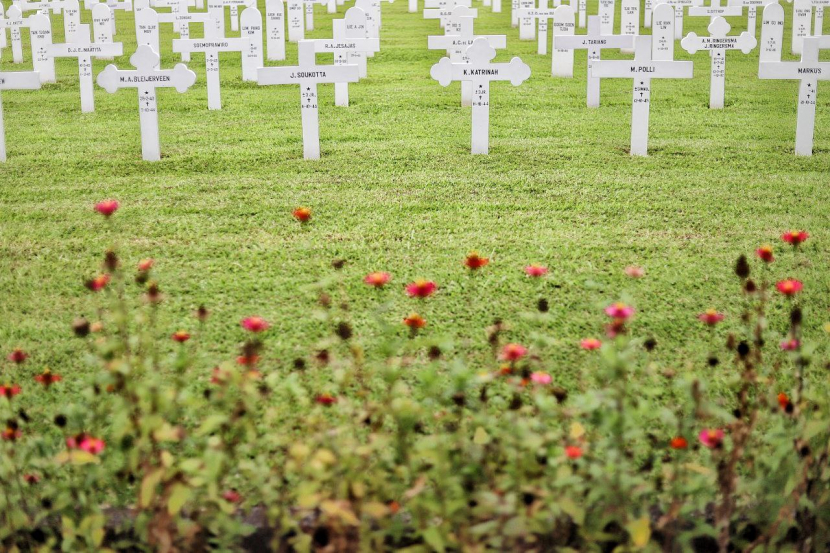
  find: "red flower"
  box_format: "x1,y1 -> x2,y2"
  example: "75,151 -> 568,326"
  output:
564,446 -> 583,459
403,313 -> 427,329
0,385 -> 21,399
292,207 -> 312,222
23,474 -> 40,485
172,330 -> 191,343
138,258 -> 154,272
79,436 -> 105,455
237,355 -> 260,366
781,231 -> 808,247
364,272 -> 391,288
776,279 -> 803,296
530,372 -> 551,385
605,318 -> 627,338
755,245 -> 774,263
698,428 -> 724,449
580,338 -> 602,350
7,349 -> 28,364
780,338 -> 800,351
624,266 -> 645,278
698,309 -> 725,326
464,252 -> 489,270
34,369 -> 62,388
2,427 -> 21,441
315,393 -> 337,405
222,490 -> 242,503
406,280 -> 437,298
669,437 -> 688,450
85,274 -> 111,292
605,302 -> 635,320
94,199 -> 119,218
241,316 -> 270,333
499,343 -> 528,362
524,264 -> 548,277
777,392 -> 791,410
210,367 -> 229,385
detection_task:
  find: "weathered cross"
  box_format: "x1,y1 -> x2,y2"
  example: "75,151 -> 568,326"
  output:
49,24 -> 123,112
257,40 -> 360,160
0,58 -> 41,162
759,4 -> 830,155
681,16 -> 756,108
555,15 -> 634,107
97,45 -> 196,161
430,37 -> 531,154
591,33 -> 694,155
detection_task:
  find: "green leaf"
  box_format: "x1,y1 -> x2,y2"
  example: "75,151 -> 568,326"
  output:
140,469 -> 165,508
626,516 -> 651,548
473,427 -> 490,445
167,483 -> 192,515
558,497 -> 585,526
422,526 -> 445,553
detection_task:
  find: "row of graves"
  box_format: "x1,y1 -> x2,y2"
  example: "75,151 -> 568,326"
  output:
0,0 -> 826,161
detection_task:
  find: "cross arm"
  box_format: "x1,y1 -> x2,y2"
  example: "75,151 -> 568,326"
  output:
49,43 -> 125,58
257,64 -> 360,86
555,33 -> 634,50
97,63 -> 197,93
758,61 -> 830,80
311,38 -> 381,54
172,37 -> 250,53
0,71 -> 42,90
591,59 -> 694,78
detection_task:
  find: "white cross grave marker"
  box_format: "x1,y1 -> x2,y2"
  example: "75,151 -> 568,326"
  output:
591,31 -> 694,155
172,29 -> 248,109
308,19 -> 379,106
681,17 -> 756,108
727,0 -> 776,37
598,0 -> 615,34
265,0 -> 285,60
157,0 -> 214,62
430,37 -> 531,154
28,13 -> 56,82
338,6 -> 371,78
286,0 -> 325,41
134,7 -> 161,68
790,0 -> 829,54
554,15 -> 634,106
758,0 -> 784,62
257,40 -> 360,159
654,0 -> 704,38
516,0 -> 556,54
424,0 -> 473,30
687,0 -> 742,22
0,5 -> 7,50
551,4 -> 576,77
63,0 -> 82,42
0,6 -> 30,64
519,0 -> 536,40
355,0 -> 381,55
92,4 -> 115,59
0,58 -> 41,162
240,6 -> 264,82
759,4 -> 829,155
620,0 -> 639,52
97,45 -> 196,161
49,24 -> 124,112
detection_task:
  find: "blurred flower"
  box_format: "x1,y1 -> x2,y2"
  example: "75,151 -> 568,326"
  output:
364,272 -> 391,288
781,231 -> 808,247
35,369 -> 62,388
465,252 -> 489,270
90,321 -> 104,333
580,338 -> 602,350
1,427 -> 21,441
85,274 -> 110,292
0,385 -> 21,399
605,319 -> 627,338
315,393 -> 337,406
94,199 -> 119,218
172,330 -> 191,343
210,367 -> 229,385
777,392 -> 791,410
755,245 -> 774,263
403,313 -> 427,329
530,372 -> 551,385
237,355 -> 260,366
138,258 -> 154,272
23,474 -> 40,485
565,446 -> 583,459
222,490 -> 242,503
698,309 -> 725,326
605,302 -> 635,320
698,429 -> 724,449
776,279 -> 803,296
624,266 -> 645,278
670,437 -> 688,450
7,349 -> 27,364
241,317 -> 270,333
406,280 -> 437,298
79,437 -> 105,455
524,265 -> 548,277
780,338 -> 800,351
292,207 -> 311,223
499,343 -> 528,362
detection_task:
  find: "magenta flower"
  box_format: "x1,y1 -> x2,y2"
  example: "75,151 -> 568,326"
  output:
530,372 -> 551,385
698,429 -> 724,449
605,302 -> 635,320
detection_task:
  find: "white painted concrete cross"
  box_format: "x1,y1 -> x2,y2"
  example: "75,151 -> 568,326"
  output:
759,6 -> 830,155
49,24 -> 123,112
516,0 -> 556,54
555,15 -> 634,106
355,0 -> 381,55
727,0 -> 776,37
91,3 -> 115,59
257,40 -> 360,159
598,0 -> 615,34
620,0 -> 639,53
0,6 -> 31,64
591,34 -> 694,155
240,6 -> 263,81
424,0 -> 473,29
687,0 -> 742,22
519,0 -> 536,40
27,13 -> 56,82
157,0 -> 213,62
758,1 -> 784,62
134,7 -> 161,68
172,31 -> 248,109
97,45 -> 196,161
62,0 -> 82,43
430,37 -> 531,154
551,4 -> 576,77
681,17 -> 756,108
0,5 -> 6,50
0,60 -> 41,162
265,0 -> 285,60
286,0 -> 326,41
308,21 -> 379,106
654,0 -> 704,38
337,6 -> 371,78
790,0 -> 830,54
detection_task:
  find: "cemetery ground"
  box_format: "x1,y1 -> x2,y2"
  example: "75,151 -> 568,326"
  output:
0,0 -> 830,550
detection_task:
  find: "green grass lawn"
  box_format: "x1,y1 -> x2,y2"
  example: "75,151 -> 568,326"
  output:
0,0 -> 828,402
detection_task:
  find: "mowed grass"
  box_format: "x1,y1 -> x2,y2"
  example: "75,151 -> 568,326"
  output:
0,0 -> 828,402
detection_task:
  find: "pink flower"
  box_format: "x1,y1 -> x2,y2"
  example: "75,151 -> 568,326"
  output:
756,245 -> 774,263
222,490 -> 242,503
138,258 -> 154,272
605,302 -> 635,320
7,349 -> 28,364
776,279 -> 803,296
34,370 -> 62,388
580,338 -> 602,350
780,338 -> 800,351
79,437 -> 105,455
698,429 -> 724,449
406,280 -> 437,298
624,266 -> 645,278
781,231 -> 808,247
530,372 -> 551,385
0,385 -> 22,399
499,343 -> 528,362
85,274 -> 110,292
364,272 -> 391,288
524,265 -> 548,277
698,309 -> 725,326
241,316 -> 270,333
403,313 -> 427,329
94,199 -> 119,218
564,446 -> 583,459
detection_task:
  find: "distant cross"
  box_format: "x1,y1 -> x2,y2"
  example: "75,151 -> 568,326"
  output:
0,62 -> 41,162
518,0 -> 535,40
555,15 -> 634,107
27,12 -> 56,83
240,7 -> 264,82
265,0 -> 285,61
620,0 -> 639,53
430,37 -> 531,154
653,0 -> 704,38
157,0 -> 214,62
91,3 -> 116,59
257,40 -> 360,160
598,0 -> 615,34
337,6 -> 371,78
591,34 -> 693,155
286,0 -> 326,41
687,0 -> 742,22
49,24 -> 123,112
681,17 -> 756,108
62,0 -> 82,43
134,7 -> 160,68
758,2 -> 784,63
424,0 -> 473,29
759,22 -> 830,155
516,0 -> 556,55
173,28 -> 249,109
790,0 -> 830,55
726,0 -> 776,37
0,6 -> 32,64
551,4 -> 576,77
428,5 -> 506,106
97,45 -> 197,161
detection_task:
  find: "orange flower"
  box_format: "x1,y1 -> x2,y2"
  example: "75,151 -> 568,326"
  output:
138,258 -> 154,272
499,343 -> 528,362
776,279 -> 803,296
292,207 -> 312,222
755,245 -> 774,263
315,393 -> 337,405
669,437 -> 688,450
403,313 -> 427,329
564,446 -> 583,459
172,330 -> 191,343
85,274 -> 110,292
698,309 -> 725,326
524,264 -> 548,277
364,272 -> 391,288
464,252 -> 489,270
777,392 -> 791,410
